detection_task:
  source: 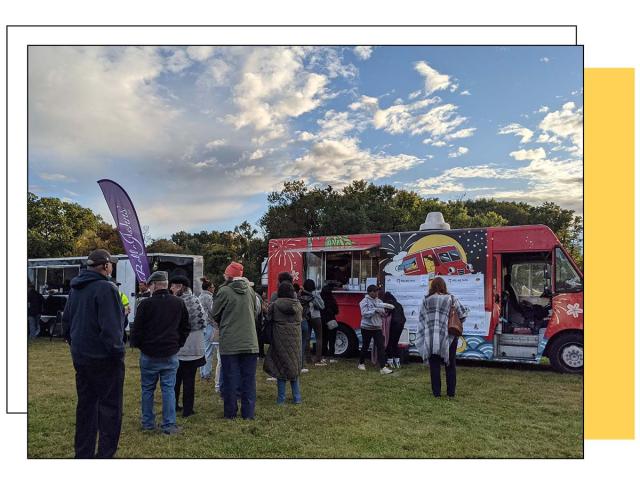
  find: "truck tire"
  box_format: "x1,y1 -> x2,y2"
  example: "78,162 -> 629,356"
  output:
548,332 -> 583,374
334,324 -> 358,358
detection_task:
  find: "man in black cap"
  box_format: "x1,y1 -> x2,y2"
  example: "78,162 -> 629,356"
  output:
131,271 -> 190,435
62,249 -> 125,458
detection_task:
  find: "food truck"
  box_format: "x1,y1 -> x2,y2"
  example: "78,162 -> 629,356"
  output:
27,253 -> 204,336
266,214 -> 584,373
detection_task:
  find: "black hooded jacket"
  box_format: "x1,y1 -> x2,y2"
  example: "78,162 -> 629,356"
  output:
62,270 -> 125,364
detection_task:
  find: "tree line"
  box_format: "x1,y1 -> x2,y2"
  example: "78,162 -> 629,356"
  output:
27,181 -> 583,284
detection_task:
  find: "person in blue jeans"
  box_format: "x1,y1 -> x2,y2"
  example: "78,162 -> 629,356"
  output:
139,353 -> 179,430
263,282 -> 303,404
131,271 -> 190,434
212,262 -> 260,419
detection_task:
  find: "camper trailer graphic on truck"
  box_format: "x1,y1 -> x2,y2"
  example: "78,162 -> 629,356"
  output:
400,245 -> 473,276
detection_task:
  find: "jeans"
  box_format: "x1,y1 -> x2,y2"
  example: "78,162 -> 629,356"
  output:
139,353 -> 179,430
359,328 -> 386,369
220,353 -> 258,419
277,378 -> 301,404
301,319 -> 310,367
200,325 -> 216,378
28,314 -> 41,338
73,356 -> 125,458
428,337 -> 459,397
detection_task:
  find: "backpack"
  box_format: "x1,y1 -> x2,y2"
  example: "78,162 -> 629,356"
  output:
301,298 -> 312,323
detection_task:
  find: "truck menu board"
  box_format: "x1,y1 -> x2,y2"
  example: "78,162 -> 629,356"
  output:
384,273 -> 489,339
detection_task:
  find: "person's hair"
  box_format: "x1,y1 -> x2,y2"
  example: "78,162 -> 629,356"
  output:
303,279 -> 316,292
254,285 -> 264,295
201,276 -> 212,291
277,281 -> 296,299
382,291 -> 398,304
278,272 -> 294,284
154,281 -> 169,289
428,277 -> 448,296
293,283 -> 301,292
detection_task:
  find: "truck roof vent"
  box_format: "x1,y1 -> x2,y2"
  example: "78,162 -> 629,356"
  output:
420,212 -> 450,231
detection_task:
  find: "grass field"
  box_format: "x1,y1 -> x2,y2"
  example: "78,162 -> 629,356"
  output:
27,339 -> 583,458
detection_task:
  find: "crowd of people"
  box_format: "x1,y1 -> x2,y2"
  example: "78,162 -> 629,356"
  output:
57,248 -> 468,459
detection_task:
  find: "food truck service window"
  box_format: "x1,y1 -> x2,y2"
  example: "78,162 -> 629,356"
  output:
325,252 -> 352,288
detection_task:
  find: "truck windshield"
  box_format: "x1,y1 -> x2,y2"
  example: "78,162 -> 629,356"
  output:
555,248 -> 583,293
438,252 -> 452,263
448,249 -> 461,261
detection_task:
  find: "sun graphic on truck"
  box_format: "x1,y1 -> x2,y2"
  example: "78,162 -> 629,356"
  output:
401,234 -> 473,276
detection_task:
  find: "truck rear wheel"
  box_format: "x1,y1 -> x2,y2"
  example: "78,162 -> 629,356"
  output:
548,332 -> 583,374
334,324 -> 357,357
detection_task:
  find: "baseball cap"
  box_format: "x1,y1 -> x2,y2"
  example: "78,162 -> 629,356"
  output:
87,249 -> 118,266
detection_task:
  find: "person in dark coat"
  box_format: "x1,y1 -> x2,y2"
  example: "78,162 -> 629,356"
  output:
131,270 -> 190,434
320,284 -> 339,362
382,291 -> 406,369
28,282 -> 44,338
61,249 -> 125,459
263,282 -> 303,404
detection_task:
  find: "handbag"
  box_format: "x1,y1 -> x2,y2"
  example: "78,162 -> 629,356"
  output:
448,296 -> 463,336
326,319 -> 339,330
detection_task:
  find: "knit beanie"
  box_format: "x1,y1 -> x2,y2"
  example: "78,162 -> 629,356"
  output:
224,261 -> 244,278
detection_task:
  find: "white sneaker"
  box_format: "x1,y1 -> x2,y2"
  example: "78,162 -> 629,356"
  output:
301,368 -> 309,374
314,362 -> 327,367
329,359 -> 338,363
380,366 -> 393,375
266,376 -> 277,382
357,363 -> 366,371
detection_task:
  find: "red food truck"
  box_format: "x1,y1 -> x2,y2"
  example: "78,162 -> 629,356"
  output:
267,219 -> 584,373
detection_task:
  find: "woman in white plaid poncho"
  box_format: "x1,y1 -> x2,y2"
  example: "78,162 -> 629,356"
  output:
416,277 -> 469,398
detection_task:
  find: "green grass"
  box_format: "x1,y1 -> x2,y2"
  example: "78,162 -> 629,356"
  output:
27,339 -> 583,458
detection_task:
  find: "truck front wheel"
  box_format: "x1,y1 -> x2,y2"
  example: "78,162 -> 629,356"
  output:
547,332 -> 583,374
334,324 -> 358,357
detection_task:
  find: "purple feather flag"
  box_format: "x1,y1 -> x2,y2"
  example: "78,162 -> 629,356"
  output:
97,179 -> 151,283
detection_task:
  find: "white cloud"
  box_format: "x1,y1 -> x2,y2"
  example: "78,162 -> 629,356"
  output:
540,57 -> 550,63
192,158 -> 218,168
444,127 -> 476,140
297,131 -> 316,142
354,46 -> 373,60
205,139 -> 227,149
408,90 -> 422,99
448,146 -> 469,158
538,102 -> 583,155
186,46 -> 216,62
536,105 -> 550,114
165,49 -> 192,73
293,137 -> 423,187
498,123 -> 534,143
450,84 -> 459,92
414,61 -> 451,95
509,147 -> 547,161
317,110 -> 356,139
39,172 -> 72,181
460,90 -> 471,96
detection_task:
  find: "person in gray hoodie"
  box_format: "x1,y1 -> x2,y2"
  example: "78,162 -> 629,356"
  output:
171,275 -> 206,418
61,249 -> 125,458
299,279 -> 325,366
358,285 -> 393,374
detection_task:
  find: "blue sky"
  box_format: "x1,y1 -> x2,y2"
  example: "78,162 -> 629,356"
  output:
28,46 -> 583,237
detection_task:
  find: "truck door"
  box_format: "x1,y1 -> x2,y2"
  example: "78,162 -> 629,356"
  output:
491,254 -> 502,335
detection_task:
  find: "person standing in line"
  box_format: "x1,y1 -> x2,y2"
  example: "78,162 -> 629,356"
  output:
320,284 -> 339,363
135,281 -> 151,306
131,271 -> 190,434
358,285 -> 393,375
382,291 -> 407,369
199,277 -> 220,388
212,261 -> 260,420
264,282 -> 303,404
299,279 -> 325,366
28,282 -> 44,339
416,277 -> 469,398
61,249 -> 125,458
270,272 -> 294,302
170,275 -> 207,418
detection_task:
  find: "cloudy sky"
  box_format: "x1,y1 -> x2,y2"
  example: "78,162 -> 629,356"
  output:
28,46 -> 583,237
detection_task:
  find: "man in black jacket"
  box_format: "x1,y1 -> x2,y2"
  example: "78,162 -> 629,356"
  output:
62,249 -> 125,459
131,270 -> 190,434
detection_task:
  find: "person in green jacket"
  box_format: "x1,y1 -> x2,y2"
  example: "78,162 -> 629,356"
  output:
211,261 -> 259,419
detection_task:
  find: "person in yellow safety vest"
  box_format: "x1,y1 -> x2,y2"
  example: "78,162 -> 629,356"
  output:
119,291 -> 130,316
113,281 -> 131,343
